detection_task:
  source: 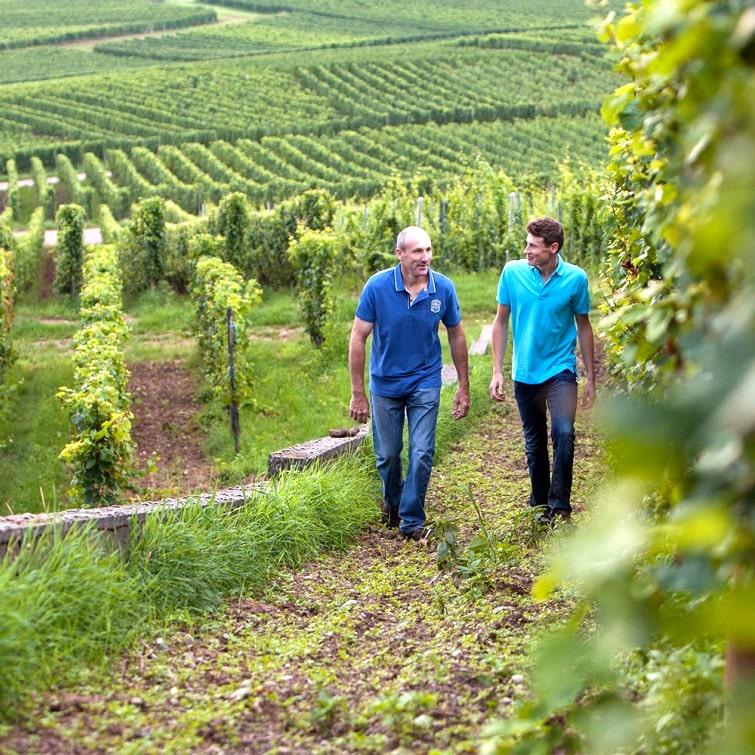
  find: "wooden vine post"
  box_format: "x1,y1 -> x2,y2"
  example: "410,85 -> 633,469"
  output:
226,307 -> 240,455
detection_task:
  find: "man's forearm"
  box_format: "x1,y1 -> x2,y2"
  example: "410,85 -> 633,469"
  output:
448,328 -> 470,390
348,338 -> 367,395
491,320 -> 508,375
577,322 -> 595,382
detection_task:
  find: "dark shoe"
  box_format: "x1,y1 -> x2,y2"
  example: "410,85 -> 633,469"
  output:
401,528 -> 424,542
532,506 -> 551,526
380,499 -> 400,529
549,508 -> 572,527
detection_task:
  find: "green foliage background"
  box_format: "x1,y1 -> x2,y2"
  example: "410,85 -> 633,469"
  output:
483,1 -> 755,752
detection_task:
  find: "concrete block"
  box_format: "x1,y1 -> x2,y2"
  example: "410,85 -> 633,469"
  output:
470,324 -> 493,356
268,425 -> 369,476
441,364 -> 458,386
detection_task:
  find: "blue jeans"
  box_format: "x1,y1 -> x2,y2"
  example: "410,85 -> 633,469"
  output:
514,370 -> 577,513
371,386 -> 441,534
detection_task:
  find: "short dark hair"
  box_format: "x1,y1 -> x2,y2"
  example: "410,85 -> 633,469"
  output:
526,217 -> 564,251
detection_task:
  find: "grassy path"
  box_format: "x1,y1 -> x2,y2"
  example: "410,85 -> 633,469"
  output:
2,391 -> 604,754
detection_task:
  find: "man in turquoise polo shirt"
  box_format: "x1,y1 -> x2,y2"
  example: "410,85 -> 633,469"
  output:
490,216 -> 595,522
349,225 -> 470,540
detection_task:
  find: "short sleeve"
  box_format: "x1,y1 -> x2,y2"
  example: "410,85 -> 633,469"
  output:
442,284 -> 462,327
572,272 -> 590,315
355,281 -> 376,322
497,265 -> 510,306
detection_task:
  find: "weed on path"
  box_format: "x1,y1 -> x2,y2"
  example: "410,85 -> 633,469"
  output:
1,396 -> 605,753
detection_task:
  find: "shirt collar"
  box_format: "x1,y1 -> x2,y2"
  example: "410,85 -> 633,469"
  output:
393,264 -> 436,293
530,254 -> 565,276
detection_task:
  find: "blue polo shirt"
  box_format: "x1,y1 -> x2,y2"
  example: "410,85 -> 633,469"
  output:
497,255 -> 590,384
355,264 -> 462,397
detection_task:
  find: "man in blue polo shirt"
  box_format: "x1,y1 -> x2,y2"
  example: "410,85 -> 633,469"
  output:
349,225 -> 470,540
490,216 -> 595,523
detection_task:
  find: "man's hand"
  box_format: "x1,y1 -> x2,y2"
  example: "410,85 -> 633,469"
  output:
580,379 -> 595,410
489,372 -> 505,402
349,392 -> 370,423
452,386 -> 470,419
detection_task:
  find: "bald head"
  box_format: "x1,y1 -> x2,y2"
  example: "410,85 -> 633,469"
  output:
396,226 -> 431,253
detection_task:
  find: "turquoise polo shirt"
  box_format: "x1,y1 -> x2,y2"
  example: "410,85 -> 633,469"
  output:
355,264 -> 462,397
497,255 -> 590,384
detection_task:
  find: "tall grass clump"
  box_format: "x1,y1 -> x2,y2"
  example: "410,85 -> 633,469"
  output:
129,452 -> 379,616
0,450 -> 379,719
0,526 -> 144,719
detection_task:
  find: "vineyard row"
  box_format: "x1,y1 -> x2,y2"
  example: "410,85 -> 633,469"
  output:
9,113 -> 606,218
0,4 -> 216,51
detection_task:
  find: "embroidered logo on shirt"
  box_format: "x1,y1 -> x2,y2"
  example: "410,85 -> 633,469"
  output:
430,299 -> 441,313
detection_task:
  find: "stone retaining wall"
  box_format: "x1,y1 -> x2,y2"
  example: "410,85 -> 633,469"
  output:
0,484 -> 264,560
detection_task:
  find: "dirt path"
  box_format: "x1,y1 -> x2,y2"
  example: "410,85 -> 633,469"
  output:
128,360 -> 218,499
2,396 -> 605,753
58,8 -> 265,51
37,251 -> 56,300
14,227 -> 104,249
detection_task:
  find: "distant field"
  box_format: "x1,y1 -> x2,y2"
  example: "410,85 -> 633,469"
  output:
92,10 -> 414,61
0,44 -> 612,170
0,0 -> 217,50
200,0 -> 601,31
90,12 -> 596,63
0,0 -> 619,216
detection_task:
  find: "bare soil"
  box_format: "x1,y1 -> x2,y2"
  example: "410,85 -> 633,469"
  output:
38,251 -> 56,300
127,359 -> 217,498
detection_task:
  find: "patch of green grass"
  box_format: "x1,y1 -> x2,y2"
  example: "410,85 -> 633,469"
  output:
204,322 -> 355,478
125,288 -> 194,335
12,296 -> 81,341
14,295 -> 78,318
452,268 -> 501,316
247,287 -> 299,327
124,339 -> 195,362
0,353 -> 72,515
11,314 -> 78,342
0,526 -> 144,718
333,289 -> 360,323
